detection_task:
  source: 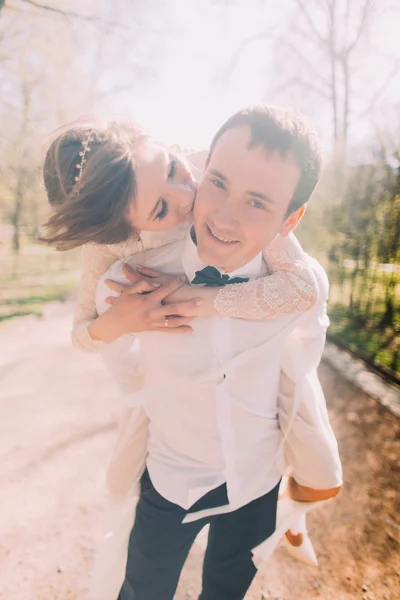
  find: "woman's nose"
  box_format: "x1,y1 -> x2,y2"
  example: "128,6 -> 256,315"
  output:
173,182 -> 196,212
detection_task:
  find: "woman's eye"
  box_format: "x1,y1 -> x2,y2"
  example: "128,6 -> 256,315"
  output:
251,199 -> 266,210
156,199 -> 168,220
212,179 -> 226,190
168,158 -> 177,179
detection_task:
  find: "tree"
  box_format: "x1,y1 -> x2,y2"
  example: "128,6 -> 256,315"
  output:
0,0 -> 173,251
224,0 -> 399,164
0,0 -> 112,22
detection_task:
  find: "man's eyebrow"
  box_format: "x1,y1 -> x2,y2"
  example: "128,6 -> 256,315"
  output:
209,168 -> 228,182
247,190 -> 275,204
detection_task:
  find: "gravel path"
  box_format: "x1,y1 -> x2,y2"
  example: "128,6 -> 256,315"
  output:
0,302 -> 398,600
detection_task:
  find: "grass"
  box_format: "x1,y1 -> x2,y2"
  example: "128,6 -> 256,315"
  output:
0,240 -> 81,323
328,302 -> 400,377
1,239 -> 399,379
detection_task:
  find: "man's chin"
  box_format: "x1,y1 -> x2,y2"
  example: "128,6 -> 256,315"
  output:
196,242 -> 234,270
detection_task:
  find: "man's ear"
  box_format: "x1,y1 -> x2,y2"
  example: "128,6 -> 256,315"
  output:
279,204 -> 307,238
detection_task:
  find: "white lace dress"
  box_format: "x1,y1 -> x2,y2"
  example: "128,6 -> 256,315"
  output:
72,227 -> 318,352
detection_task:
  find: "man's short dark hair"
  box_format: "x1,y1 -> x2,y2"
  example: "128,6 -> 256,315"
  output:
208,104 -> 323,216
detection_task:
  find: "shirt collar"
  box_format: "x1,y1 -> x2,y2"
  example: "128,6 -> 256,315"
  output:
182,226 -> 263,284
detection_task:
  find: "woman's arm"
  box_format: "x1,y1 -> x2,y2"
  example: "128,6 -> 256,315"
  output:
163,233 -> 318,320
72,243 -> 123,351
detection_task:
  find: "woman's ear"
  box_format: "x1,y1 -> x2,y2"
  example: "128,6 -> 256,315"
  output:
279,204 -> 307,238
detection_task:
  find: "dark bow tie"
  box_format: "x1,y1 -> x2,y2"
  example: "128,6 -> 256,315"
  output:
191,265 -> 249,286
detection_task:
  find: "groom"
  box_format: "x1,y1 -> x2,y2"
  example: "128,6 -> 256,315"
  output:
96,105 -> 342,600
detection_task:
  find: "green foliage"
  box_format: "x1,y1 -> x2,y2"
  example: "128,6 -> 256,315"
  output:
298,159 -> 400,377
0,240 -> 81,322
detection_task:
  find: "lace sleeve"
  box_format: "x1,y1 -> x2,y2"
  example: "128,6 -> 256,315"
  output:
72,243 -> 122,352
213,233 -> 318,320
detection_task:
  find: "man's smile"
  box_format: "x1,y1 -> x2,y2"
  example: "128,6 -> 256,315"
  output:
206,223 -> 240,245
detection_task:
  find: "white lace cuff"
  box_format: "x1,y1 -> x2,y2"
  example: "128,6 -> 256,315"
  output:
213,272 -> 316,320
72,320 -> 107,353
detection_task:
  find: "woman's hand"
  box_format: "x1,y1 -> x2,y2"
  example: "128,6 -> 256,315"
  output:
132,264 -> 220,318
127,264 -> 188,288
89,266 -> 204,342
122,264 -> 209,318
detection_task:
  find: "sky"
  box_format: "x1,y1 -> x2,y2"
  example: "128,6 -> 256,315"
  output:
100,0 -> 300,149
1,0 -> 399,158
97,0 -> 400,156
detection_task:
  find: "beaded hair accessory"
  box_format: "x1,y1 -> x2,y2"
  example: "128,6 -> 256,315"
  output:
74,129 -> 93,194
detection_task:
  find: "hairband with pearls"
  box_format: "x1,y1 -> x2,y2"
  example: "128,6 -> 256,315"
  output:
74,130 -> 93,194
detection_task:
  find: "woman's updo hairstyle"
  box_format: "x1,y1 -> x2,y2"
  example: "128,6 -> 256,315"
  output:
41,120 -> 148,250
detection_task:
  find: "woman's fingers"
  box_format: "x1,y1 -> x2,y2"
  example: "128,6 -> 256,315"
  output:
105,279 -> 130,294
136,265 -> 163,278
161,315 -> 195,328
158,299 -> 203,318
125,280 -> 160,295
105,278 -> 159,295
122,263 -> 144,283
155,325 -> 193,334
148,277 -> 184,302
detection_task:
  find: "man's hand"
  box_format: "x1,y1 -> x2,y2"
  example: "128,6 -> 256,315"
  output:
286,476 -> 342,503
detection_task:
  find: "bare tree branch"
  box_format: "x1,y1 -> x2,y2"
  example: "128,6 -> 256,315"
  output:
355,61 -> 400,120
224,31 -> 331,90
325,0 -> 339,140
293,0 -> 328,47
292,76 -> 333,101
346,0 -> 373,55
11,0 -> 122,25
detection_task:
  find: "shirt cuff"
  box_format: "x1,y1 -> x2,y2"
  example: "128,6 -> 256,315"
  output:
72,320 -> 106,353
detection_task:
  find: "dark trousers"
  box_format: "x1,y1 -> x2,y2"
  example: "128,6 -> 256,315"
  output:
117,470 -> 280,600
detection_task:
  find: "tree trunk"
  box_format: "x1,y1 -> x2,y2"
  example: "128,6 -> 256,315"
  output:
11,174 -> 24,253
380,273 -> 396,328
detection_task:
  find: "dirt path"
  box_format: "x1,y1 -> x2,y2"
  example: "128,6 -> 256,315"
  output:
0,302 -> 398,600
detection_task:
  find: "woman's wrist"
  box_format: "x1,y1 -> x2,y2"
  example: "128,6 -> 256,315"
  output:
163,284 -> 219,317
88,312 -> 124,344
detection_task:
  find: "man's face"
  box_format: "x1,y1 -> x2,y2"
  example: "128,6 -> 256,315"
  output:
194,126 -> 303,272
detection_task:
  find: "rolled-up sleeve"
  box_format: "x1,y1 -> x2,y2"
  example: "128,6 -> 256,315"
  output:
96,259 -> 144,397
279,259 -> 342,489
278,371 -> 343,489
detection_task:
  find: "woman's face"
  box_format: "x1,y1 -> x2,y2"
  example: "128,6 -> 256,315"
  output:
127,139 -> 197,232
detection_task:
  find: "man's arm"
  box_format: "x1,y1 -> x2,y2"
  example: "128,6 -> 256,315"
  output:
279,260 -> 343,499
279,371 -> 342,500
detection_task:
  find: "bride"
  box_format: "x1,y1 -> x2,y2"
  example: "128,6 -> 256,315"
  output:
41,119 -> 318,352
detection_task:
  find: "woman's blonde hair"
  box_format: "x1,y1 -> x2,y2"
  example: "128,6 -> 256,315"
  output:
41,120 -> 148,250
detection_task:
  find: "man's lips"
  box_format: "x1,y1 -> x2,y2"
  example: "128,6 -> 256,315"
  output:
206,223 -> 239,245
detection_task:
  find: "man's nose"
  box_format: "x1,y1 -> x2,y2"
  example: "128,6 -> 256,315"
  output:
211,202 -> 239,230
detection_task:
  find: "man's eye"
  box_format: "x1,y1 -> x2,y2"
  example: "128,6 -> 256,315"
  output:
212,179 -> 226,190
156,199 -> 168,220
168,158 -> 177,179
250,199 -> 266,210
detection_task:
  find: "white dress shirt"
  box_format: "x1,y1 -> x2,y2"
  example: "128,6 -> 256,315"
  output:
96,229 -> 341,522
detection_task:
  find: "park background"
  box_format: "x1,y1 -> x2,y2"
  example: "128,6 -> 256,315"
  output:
1,0 -> 399,379
0,2 -> 399,600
